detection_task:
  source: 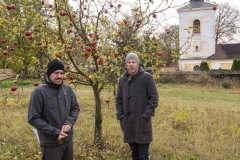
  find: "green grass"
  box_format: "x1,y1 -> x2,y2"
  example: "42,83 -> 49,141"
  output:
0,83 -> 240,160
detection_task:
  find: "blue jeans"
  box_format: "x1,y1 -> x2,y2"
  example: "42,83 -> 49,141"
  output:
128,142 -> 150,160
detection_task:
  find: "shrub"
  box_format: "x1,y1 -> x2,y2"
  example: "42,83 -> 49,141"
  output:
199,61 -> 210,71
221,78 -> 232,89
21,80 -> 32,86
0,80 -> 14,88
195,74 -> 212,85
231,58 -> 240,70
172,109 -> 192,130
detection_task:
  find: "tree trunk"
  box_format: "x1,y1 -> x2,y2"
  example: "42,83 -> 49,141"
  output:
92,83 -> 103,146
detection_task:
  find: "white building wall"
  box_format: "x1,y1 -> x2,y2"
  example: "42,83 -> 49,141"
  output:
179,8 -> 216,60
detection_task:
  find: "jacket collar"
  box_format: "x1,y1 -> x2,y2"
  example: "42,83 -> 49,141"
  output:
123,67 -> 145,83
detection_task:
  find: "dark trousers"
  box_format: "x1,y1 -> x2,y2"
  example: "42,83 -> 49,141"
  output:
128,142 -> 150,160
41,139 -> 73,160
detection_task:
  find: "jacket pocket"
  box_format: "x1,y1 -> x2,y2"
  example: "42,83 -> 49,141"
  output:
140,115 -> 152,133
64,94 -> 71,109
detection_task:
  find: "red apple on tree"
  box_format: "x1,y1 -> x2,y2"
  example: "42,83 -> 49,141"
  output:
152,13 -> 157,18
13,42 -> 18,45
110,4 -> 113,8
3,51 -> 8,55
67,49 -> 72,54
213,6 -> 217,10
25,31 -> 31,36
60,11 -> 67,16
89,41 -> 96,46
66,65 -> 70,70
158,52 -> 163,56
28,35 -> 33,40
94,55 -> 100,60
86,47 -> 92,52
11,86 -> 17,91
36,42 -> 42,46
117,4 -> 121,8
34,82 -> 39,86
1,39 -> 5,43
55,53 -> 61,58
98,58 -> 104,65
120,67 -> 124,71
7,5 -> 12,10
9,47 -> 14,51
114,53 -> 118,58
105,99 -> 110,103
11,4 -> 16,9
131,44 -> 135,48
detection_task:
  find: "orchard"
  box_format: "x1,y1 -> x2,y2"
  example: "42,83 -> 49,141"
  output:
0,0 -> 184,146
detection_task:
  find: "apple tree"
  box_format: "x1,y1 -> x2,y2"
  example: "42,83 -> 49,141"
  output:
0,0 -> 186,146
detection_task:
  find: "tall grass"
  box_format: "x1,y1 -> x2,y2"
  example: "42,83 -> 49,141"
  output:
0,80 -> 240,159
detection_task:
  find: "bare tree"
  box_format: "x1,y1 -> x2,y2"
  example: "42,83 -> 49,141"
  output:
215,2 -> 240,44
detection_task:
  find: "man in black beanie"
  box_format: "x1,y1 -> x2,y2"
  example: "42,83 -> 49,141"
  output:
28,59 -> 80,160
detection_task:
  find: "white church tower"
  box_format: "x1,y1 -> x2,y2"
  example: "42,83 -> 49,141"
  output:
177,0 -> 216,71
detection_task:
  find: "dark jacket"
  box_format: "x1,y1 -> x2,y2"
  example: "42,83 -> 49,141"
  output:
28,75 -> 80,146
116,67 -> 159,144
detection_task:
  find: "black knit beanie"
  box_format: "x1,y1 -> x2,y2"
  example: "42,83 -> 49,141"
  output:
46,59 -> 64,76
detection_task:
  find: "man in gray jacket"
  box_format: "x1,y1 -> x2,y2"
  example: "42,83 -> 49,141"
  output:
28,59 -> 80,160
116,53 -> 159,160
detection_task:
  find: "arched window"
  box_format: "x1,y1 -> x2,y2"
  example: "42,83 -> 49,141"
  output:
193,20 -> 200,33
193,65 -> 200,71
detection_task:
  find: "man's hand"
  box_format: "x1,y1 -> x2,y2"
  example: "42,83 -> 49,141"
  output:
58,131 -> 68,140
61,125 -> 71,133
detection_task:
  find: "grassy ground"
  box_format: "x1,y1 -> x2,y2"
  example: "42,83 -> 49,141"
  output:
0,82 -> 240,160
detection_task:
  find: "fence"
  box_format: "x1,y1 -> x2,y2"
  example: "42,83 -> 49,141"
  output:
0,69 -> 17,80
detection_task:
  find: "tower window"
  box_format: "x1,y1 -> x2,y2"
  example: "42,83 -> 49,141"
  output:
195,46 -> 198,51
193,20 -> 200,33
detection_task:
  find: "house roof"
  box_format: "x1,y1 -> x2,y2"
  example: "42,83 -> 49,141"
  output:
208,43 -> 240,59
177,0 -> 213,11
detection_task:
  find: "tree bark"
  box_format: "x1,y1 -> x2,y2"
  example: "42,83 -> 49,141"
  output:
92,83 -> 103,146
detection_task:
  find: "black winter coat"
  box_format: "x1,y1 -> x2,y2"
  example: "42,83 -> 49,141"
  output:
116,67 -> 159,144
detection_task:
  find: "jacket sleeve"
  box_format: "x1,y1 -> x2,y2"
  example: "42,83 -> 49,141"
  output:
142,74 -> 159,120
63,85 -> 80,126
28,88 -> 61,138
116,78 -> 124,120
